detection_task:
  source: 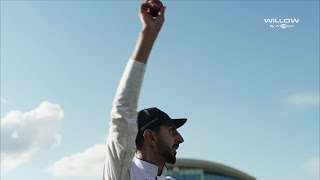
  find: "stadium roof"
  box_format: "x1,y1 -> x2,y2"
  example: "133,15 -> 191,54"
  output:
167,158 -> 256,180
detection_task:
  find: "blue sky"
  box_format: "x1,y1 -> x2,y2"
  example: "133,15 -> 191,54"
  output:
1,1 -> 319,180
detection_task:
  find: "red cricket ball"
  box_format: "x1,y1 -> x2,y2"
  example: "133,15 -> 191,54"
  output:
146,0 -> 163,17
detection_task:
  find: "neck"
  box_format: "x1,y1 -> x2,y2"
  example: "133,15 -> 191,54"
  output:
136,149 -> 166,176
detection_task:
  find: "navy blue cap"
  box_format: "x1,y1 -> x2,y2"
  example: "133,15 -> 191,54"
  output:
137,107 -> 187,132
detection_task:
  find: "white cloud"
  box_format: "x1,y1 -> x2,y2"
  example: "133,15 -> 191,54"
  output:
288,93 -> 319,106
304,157 -> 320,174
47,144 -> 106,178
1,101 -> 64,173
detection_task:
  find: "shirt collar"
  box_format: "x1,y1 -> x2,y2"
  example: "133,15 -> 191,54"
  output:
133,157 -> 168,176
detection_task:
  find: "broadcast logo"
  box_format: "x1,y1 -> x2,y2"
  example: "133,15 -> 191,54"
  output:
264,18 -> 300,29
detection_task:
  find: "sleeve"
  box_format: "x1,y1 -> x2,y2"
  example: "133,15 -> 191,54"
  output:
103,59 -> 146,180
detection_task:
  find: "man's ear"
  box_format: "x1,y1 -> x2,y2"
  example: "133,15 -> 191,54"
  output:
143,130 -> 157,146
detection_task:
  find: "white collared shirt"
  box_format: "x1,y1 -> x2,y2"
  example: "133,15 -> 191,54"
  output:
103,60 -> 175,180
129,157 -> 174,180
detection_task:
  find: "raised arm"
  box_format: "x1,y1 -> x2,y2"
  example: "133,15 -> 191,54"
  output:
103,3 -> 166,180
131,3 -> 165,64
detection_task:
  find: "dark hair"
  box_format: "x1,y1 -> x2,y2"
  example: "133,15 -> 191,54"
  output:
135,125 -> 160,149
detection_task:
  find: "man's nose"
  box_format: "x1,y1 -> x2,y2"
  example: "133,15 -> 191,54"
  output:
176,131 -> 184,143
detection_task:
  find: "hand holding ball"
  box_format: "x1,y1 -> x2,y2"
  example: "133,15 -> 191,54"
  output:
146,0 -> 164,17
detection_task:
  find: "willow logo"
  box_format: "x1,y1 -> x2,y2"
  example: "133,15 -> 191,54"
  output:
264,18 -> 300,29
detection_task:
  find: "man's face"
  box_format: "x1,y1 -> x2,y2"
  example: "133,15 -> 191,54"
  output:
155,123 -> 184,164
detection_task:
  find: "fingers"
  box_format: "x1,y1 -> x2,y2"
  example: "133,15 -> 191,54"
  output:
139,2 -> 165,34
140,2 -> 165,18
140,2 -> 151,15
157,6 -> 166,21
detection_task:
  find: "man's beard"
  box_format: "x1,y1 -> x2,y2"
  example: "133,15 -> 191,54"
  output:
156,135 -> 176,164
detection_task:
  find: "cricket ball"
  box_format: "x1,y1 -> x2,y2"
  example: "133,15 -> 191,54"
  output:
146,0 -> 163,17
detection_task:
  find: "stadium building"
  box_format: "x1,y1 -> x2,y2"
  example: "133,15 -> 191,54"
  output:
166,159 -> 256,180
